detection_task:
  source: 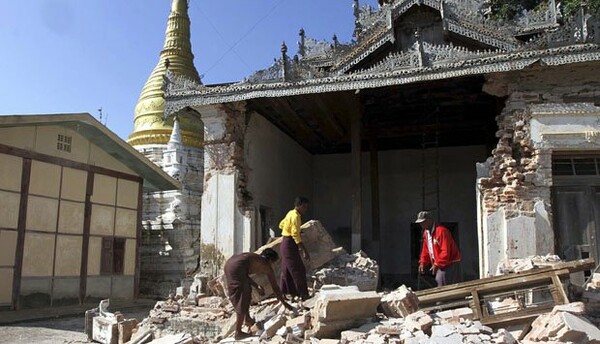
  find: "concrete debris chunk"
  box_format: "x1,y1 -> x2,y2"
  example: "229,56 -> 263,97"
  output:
312,251 -> 379,292
525,305 -> 600,343
380,285 -> 419,318
431,323 -> 457,337
309,287 -> 381,338
403,311 -> 433,333
147,333 -> 193,344
262,314 -> 287,339
496,254 -> 562,275
552,301 -> 586,315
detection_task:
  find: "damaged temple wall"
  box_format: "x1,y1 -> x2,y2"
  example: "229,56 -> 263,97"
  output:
244,112 -> 314,248
313,146 -> 487,280
478,62 -> 600,277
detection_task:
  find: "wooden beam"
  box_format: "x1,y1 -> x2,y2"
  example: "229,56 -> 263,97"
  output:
370,138 -> 380,241
309,94 -> 346,140
11,158 -> 31,310
134,181 -> 143,299
351,94 -> 362,253
417,268 -> 572,306
79,172 -> 95,304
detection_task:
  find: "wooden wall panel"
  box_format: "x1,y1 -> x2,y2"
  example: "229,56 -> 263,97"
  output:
87,237 -> 102,276
91,174 -> 116,205
0,191 -> 21,229
22,232 -> 55,277
61,168 -> 87,202
117,179 -> 139,209
29,161 -> 61,197
26,196 -> 58,232
115,208 -> 137,238
0,230 -> 17,266
0,153 -> 22,192
90,205 -> 115,236
54,235 -> 82,276
124,239 -> 136,276
58,201 -> 85,234
0,268 -> 13,304
0,127 -> 35,150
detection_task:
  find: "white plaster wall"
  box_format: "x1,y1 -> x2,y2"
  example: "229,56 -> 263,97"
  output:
313,146 -> 487,278
244,113 -> 314,247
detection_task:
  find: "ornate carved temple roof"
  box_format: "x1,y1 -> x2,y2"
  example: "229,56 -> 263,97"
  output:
129,0 -> 203,148
164,0 -> 600,117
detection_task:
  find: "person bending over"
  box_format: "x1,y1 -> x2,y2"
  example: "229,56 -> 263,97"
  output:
223,248 -> 293,339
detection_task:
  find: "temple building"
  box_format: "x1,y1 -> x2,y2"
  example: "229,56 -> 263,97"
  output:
127,0 -> 203,295
137,0 -> 600,289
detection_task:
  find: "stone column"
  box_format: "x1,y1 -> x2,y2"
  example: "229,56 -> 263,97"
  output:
198,103 -> 253,277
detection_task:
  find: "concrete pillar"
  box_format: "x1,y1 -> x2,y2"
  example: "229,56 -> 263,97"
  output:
199,103 -> 253,276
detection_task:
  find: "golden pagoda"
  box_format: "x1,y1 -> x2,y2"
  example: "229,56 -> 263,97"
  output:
128,0 -> 203,148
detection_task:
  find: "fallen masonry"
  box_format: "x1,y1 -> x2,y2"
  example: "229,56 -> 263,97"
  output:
85,221 -> 600,343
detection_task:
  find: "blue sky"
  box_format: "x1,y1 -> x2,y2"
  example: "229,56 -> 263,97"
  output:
0,0 -> 379,139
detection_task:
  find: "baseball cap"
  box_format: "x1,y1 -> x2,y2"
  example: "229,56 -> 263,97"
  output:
415,211 -> 432,223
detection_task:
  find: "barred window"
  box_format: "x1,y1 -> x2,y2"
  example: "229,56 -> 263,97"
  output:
553,156 -> 600,176
57,134 -> 72,153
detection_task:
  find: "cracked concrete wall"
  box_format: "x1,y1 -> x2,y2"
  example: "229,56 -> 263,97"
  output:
478,62 -> 600,277
244,112 -> 314,248
199,103 -> 254,277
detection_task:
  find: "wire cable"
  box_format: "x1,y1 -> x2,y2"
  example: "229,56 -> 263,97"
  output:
190,0 -> 286,77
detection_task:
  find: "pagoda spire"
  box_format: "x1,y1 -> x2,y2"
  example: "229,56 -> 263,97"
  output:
128,0 -> 203,148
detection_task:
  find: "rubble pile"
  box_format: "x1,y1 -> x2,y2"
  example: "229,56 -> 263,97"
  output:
522,302 -> 600,343
136,296 -> 231,340
311,251 -> 379,292
496,254 -> 562,275
587,273 -> 600,291
84,220 -> 600,344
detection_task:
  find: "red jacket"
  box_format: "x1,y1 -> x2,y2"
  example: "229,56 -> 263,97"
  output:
419,224 -> 461,269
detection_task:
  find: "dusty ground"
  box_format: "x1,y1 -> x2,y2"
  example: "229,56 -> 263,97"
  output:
0,309 -> 150,344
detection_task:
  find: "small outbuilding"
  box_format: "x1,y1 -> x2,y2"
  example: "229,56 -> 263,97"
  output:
0,113 -> 179,309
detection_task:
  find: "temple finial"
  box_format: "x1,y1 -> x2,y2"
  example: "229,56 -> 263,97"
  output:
129,0 -> 203,148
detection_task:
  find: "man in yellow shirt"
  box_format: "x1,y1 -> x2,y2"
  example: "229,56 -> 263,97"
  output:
279,196 -> 310,300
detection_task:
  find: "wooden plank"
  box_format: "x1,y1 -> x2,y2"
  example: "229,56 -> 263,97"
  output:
351,97 -> 362,253
482,305 -> 555,327
417,269 -> 571,305
471,289 -> 483,320
370,138 -> 380,241
415,259 -> 593,298
134,181 -> 143,300
551,272 -> 569,305
11,158 -> 31,310
79,172 -> 94,304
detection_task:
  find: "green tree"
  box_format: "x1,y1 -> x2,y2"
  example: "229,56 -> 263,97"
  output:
489,0 -> 600,21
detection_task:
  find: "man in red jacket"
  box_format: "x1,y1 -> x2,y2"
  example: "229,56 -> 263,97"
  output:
416,211 -> 461,287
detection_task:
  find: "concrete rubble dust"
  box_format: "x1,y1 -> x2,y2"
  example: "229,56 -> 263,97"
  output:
86,221 -> 600,344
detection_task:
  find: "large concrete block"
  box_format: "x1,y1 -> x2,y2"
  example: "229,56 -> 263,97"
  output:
92,316 -> 118,344
312,291 -> 380,323
380,285 -> 419,318
309,289 -> 380,338
554,312 -> 600,343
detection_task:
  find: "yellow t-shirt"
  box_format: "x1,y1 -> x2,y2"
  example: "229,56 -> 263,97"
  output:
279,209 -> 302,244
